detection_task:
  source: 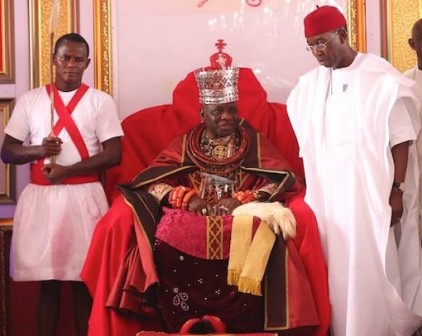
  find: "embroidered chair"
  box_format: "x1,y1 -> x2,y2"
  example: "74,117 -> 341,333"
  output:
82,67 -> 330,336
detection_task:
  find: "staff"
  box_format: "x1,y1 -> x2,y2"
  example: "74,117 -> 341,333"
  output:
49,0 -> 60,163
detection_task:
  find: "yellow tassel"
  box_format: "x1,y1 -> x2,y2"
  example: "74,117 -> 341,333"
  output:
238,277 -> 262,296
227,270 -> 241,286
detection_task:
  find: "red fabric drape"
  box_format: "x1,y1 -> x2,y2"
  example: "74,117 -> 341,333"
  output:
82,67 -> 329,336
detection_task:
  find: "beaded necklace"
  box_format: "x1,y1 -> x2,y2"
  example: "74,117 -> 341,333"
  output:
187,124 -> 250,201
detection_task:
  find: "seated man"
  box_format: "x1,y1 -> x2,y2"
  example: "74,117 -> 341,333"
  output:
82,63 -> 330,336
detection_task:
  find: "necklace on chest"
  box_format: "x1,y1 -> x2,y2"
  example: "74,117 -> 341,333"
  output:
200,131 -> 237,160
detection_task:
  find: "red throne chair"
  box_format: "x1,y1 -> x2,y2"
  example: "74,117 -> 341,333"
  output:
82,45 -> 330,336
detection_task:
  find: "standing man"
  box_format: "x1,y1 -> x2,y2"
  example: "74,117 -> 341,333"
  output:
287,5 -> 422,336
0,33 -> 123,336
405,18 -> 422,231
405,18 -> 422,91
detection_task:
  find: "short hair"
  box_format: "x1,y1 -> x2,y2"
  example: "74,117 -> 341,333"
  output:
53,33 -> 90,57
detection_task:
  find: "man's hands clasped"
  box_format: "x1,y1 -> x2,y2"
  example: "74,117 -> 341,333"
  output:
187,195 -> 241,216
40,136 -> 64,183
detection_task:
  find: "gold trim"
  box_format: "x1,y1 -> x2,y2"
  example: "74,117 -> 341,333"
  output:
94,0 -> 112,94
348,0 -> 367,52
29,0 -> 79,88
381,0 -> 420,72
0,0 -> 14,83
0,99 -> 15,204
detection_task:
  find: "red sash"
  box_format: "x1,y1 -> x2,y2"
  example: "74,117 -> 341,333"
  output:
31,84 -> 99,185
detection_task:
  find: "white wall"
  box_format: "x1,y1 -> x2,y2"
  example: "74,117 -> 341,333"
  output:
111,0 -> 352,119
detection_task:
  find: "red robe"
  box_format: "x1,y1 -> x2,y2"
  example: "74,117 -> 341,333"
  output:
112,121 -> 313,331
81,68 -> 330,336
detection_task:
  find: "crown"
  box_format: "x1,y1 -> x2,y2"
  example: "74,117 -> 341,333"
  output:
194,67 -> 239,105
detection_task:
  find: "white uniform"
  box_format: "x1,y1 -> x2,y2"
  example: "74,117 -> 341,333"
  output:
5,85 -> 124,281
287,53 -> 422,335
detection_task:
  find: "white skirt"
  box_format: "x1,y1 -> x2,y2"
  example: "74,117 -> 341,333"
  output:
10,182 -> 109,281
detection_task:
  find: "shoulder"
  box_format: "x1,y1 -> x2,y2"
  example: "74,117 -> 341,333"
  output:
84,86 -> 113,100
299,66 -> 323,81
403,66 -> 416,78
82,86 -> 117,112
15,87 -> 48,107
294,66 -> 329,91
359,53 -> 401,76
18,86 -> 47,99
359,53 -> 413,85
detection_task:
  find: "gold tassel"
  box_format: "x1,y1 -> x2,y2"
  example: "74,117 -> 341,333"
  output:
227,270 -> 241,286
238,277 -> 262,296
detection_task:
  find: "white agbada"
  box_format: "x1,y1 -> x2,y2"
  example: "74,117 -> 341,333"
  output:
404,66 -> 422,230
287,53 -> 422,336
5,86 -> 124,281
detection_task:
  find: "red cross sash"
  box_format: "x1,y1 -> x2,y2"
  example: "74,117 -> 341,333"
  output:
31,84 -> 99,185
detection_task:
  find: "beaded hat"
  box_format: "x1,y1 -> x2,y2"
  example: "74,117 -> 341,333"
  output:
304,5 -> 346,38
194,67 -> 240,105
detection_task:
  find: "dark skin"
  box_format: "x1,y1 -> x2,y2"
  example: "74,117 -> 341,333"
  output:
307,28 -> 408,226
186,102 -> 242,216
0,39 -> 122,336
408,18 -> 422,70
306,27 -> 357,69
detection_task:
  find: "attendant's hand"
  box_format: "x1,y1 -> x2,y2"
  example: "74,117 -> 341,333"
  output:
188,195 -> 213,216
214,198 -> 242,215
40,136 -> 62,158
389,188 -> 404,226
42,163 -> 68,184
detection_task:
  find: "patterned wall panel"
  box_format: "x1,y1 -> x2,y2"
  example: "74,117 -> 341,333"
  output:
382,0 -> 421,72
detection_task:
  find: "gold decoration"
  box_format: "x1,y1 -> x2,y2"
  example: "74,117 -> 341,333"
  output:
0,99 -> 15,204
381,0 -> 421,72
212,145 -> 229,160
0,0 -> 14,83
94,0 -> 112,94
348,0 -> 367,52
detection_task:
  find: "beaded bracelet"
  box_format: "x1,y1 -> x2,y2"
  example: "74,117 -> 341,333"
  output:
169,186 -> 197,209
232,190 -> 257,204
169,186 -> 184,208
182,189 -> 198,210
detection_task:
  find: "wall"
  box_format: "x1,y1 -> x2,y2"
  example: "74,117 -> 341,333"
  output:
112,0 -> 354,120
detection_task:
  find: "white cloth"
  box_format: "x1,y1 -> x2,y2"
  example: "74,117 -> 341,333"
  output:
5,86 -> 124,281
287,53 -> 422,336
404,66 -> 422,230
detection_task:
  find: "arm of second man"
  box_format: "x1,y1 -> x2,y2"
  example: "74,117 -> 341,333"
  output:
389,140 -> 409,225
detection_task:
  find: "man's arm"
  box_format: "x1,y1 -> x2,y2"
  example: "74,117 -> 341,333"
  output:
392,141 -> 409,183
390,140 -> 409,225
42,136 -> 122,183
1,134 -> 62,165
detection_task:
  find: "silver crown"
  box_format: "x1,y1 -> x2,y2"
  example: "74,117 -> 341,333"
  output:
194,67 -> 239,104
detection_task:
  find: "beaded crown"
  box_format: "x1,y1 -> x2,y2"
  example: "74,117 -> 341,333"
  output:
194,67 -> 239,105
